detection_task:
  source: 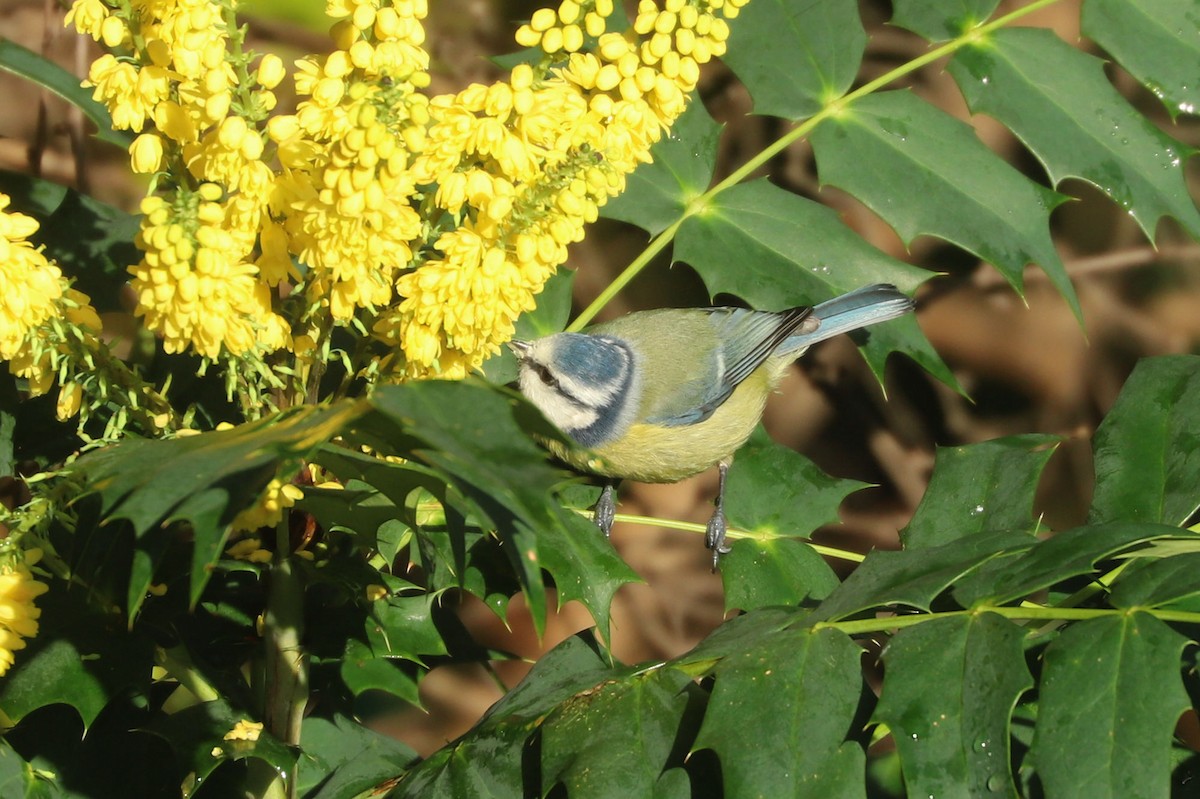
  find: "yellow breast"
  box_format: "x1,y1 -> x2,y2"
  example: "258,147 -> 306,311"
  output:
547,363 -> 781,483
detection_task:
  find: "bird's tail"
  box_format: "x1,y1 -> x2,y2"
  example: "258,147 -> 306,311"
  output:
781,283 -> 914,353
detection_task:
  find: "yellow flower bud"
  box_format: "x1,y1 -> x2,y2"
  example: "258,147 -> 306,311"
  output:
558,1 -> 581,25
129,133 -> 164,174
256,54 -> 286,89
530,7 -> 557,32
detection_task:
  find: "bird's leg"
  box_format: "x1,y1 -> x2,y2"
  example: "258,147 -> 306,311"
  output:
593,483 -> 617,538
705,461 -> 732,570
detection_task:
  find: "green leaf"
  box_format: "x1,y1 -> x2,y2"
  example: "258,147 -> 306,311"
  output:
809,530 -> 1033,622
1109,553 -> 1200,609
391,632 -> 619,798
75,402 -> 365,612
0,738 -> 64,799
1082,0 -> 1200,119
364,381 -> 639,640
1029,613 -> 1190,799
721,539 -> 839,612
949,28 -> 1200,241
0,39 -> 130,149
875,613 -> 1032,798
365,594 -> 449,664
147,701 -> 296,792
889,0 -> 1000,41
298,714 -> 416,799
601,99 -> 722,235
721,426 -> 856,609
901,434 -> 1060,549
1088,354 -> 1200,526
0,589 -> 153,728
541,668 -> 697,796
339,640 -> 421,704
812,91 -> 1077,315
722,0 -> 866,119
952,522 -> 1179,608
693,627 -> 865,799
675,180 -> 950,386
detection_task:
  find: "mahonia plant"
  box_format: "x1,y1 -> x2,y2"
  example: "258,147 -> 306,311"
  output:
61,0 -> 746,399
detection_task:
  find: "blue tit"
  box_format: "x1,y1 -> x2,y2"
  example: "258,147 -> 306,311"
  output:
509,283 -> 914,566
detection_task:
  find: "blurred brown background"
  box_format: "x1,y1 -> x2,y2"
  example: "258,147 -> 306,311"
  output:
3,0 -> 1199,757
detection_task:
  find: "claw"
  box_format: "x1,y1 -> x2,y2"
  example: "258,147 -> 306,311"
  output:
704,461 -> 733,570
593,483 -> 616,538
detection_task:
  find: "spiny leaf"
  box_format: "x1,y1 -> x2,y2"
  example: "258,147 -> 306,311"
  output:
541,668 -> 697,796
902,434 -> 1060,549
602,99 -> 722,235
1088,354 -> 1200,527
875,613 -> 1032,798
949,28 -> 1200,241
722,426 -> 858,610
693,627 -> 865,799
1029,613 -> 1190,799
889,0 -> 1001,41
809,530 -> 1033,623
952,522 -> 1180,608
1082,0 -> 1200,119
721,0 -> 866,120
675,180 -> 949,386
812,91 -> 1077,316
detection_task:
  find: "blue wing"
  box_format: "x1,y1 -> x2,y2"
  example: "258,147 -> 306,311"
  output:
645,306 -> 813,427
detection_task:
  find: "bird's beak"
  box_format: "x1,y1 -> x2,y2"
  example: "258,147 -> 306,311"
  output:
507,339 -> 531,359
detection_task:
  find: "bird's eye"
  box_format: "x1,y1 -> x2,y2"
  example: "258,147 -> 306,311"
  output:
532,362 -> 559,390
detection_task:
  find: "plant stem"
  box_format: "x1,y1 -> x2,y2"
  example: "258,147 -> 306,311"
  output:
259,520 -> 308,798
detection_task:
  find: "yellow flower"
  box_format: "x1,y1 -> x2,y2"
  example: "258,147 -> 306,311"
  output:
0,549 -> 49,678
230,478 -> 304,534
223,719 -> 264,742
0,195 -> 63,362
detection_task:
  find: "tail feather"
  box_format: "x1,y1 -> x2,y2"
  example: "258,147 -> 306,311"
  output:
781,283 -> 913,353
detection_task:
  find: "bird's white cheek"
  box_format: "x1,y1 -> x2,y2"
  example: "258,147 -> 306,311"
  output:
519,372 -> 600,435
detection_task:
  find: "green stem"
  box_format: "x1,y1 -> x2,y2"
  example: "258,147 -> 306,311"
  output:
260,520 -> 308,798
815,604 -> 1200,636
602,511 -> 866,563
570,0 -> 1065,328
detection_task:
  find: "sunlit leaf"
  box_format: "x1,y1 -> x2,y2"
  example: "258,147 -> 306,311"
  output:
889,0 -> 1000,41
722,427 -> 857,609
676,180 -> 949,386
950,28 -> 1200,241
602,99 -> 723,235
1082,0 -> 1200,119
812,91 -> 1076,315
722,0 -> 866,119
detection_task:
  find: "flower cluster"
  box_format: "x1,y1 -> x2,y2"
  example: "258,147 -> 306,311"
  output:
63,0 -> 751,384
0,549 -> 49,677
378,0 -> 749,377
0,192 -> 102,420
67,0 -> 287,364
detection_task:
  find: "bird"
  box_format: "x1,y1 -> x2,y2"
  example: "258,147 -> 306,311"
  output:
508,283 -> 914,567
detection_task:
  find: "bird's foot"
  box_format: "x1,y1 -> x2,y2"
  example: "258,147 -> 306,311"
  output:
593,484 -> 616,538
705,507 -> 731,571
